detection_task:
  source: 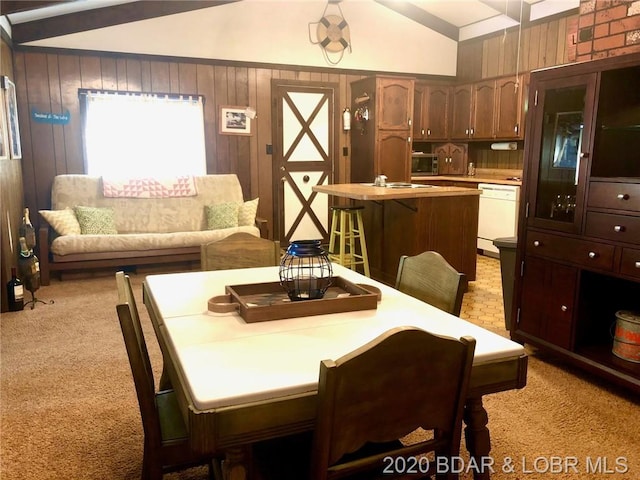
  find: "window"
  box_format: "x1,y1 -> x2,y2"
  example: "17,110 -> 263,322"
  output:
80,90 -> 206,177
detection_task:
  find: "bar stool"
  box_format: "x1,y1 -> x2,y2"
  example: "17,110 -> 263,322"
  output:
328,205 -> 370,277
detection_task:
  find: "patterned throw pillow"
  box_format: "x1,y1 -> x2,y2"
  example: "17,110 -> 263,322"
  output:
205,203 -> 240,230
238,198 -> 259,226
74,206 -> 118,235
39,208 -> 81,236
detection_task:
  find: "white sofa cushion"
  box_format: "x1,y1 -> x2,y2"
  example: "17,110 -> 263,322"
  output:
50,174 -> 247,234
51,225 -> 260,256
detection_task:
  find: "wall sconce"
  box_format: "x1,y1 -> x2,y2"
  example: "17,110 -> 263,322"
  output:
342,108 -> 351,132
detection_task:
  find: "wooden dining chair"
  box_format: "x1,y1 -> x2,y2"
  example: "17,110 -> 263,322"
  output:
395,251 -> 466,316
253,326 -> 476,480
200,232 -> 281,271
115,271 -> 219,480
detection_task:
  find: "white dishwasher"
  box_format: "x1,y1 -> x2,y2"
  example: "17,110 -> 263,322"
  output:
477,183 -> 520,257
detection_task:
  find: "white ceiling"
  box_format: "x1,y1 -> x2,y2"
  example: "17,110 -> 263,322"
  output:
1,0 -> 580,76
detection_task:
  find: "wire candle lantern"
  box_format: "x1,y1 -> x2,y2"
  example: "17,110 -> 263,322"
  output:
279,240 -> 333,301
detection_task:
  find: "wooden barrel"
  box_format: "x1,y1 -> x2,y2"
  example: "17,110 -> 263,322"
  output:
613,311 -> 640,363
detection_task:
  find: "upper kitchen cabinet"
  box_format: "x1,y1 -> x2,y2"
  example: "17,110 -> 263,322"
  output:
350,76 -> 415,183
434,142 -> 468,175
413,82 -> 450,141
376,76 -> 414,130
451,75 -> 528,141
494,75 -> 528,140
450,84 -> 473,139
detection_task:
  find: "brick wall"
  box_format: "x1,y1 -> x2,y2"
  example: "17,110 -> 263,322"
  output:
577,0 -> 640,60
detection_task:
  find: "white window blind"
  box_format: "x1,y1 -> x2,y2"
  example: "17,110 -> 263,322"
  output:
81,91 -> 206,177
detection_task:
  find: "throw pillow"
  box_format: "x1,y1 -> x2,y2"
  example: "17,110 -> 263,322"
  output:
74,206 -> 118,235
238,198 -> 259,226
205,203 -> 240,230
39,207 -> 81,236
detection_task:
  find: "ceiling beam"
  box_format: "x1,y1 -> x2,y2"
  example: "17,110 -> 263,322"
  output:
478,0 -> 530,23
374,0 -> 458,41
0,1 -> 72,16
10,0 -> 239,44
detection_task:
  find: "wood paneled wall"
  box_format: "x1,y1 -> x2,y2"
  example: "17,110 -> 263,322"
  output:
457,13 -> 579,82
1,36 -> 23,312
12,49 -> 366,241
6,2 -> 637,292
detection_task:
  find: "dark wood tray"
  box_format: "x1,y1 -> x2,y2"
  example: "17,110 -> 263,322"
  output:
207,276 -> 380,323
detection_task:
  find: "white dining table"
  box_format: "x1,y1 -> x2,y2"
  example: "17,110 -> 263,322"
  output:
143,264 -> 527,480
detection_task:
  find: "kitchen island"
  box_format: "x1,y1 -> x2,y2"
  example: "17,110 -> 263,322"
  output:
313,183 -> 480,285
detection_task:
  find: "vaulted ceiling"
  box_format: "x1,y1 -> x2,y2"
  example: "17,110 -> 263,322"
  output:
1,0 -> 579,44
0,0 -> 580,76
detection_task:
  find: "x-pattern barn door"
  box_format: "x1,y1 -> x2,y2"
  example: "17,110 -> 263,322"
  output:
272,80 -> 337,245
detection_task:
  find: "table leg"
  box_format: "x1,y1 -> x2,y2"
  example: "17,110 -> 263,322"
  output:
158,354 -> 172,390
463,396 -> 492,480
221,446 -> 250,480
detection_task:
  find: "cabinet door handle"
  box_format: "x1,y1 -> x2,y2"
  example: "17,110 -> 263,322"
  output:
514,124 -> 519,134
580,152 -> 588,158
465,129 -> 469,135
421,128 -> 425,136
470,128 -> 474,136
617,193 -> 630,200
635,261 -> 640,269
614,225 -> 625,233
427,128 -> 431,136
561,305 -> 568,312
533,240 -> 541,247
588,251 -> 598,259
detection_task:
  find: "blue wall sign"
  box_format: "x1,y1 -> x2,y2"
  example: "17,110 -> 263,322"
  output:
31,108 -> 71,125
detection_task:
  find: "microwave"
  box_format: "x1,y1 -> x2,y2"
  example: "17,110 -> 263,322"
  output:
411,153 -> 438,176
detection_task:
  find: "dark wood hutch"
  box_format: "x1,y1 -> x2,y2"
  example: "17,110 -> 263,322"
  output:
513,52 -> 640,394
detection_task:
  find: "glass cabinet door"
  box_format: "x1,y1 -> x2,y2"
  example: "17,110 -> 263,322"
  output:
527,74 -> 597,233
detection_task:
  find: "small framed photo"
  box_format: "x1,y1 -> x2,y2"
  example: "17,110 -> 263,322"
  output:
1,76 -> 22,160
219,105 -> 251,136
0,88 -> 8,160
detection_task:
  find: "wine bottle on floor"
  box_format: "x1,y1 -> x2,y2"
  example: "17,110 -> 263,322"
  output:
6,267 -> 24,311
18,236 -> 41,294
19,208 -> 36,251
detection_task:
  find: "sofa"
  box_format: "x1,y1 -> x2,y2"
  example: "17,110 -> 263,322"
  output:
38,174 -> 267,285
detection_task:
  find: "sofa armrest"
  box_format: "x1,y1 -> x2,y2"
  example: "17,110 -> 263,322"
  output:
255,217 -> 269,238
38,226 -> 52,286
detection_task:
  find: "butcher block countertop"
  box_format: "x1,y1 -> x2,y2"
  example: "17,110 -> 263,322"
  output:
412,168 -> 523,187
413,175 -> 522,186
312,183 -> 480,201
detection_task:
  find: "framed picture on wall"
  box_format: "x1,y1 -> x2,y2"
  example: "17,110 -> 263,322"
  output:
0,87 -> 8,160
1,76 -> 22,160
219,105 -> 251,135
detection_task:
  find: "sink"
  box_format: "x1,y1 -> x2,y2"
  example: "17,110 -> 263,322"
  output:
384,182 -> 434,189
360,182 -> 436,188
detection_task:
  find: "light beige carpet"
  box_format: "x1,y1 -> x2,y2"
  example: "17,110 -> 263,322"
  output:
1,272 -> 639,480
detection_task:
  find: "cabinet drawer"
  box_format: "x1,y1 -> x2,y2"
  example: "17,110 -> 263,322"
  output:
526,231 -> 614,271
588,182 -> 640,211
620,248 -> 640,279
585,211 -> 640,244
